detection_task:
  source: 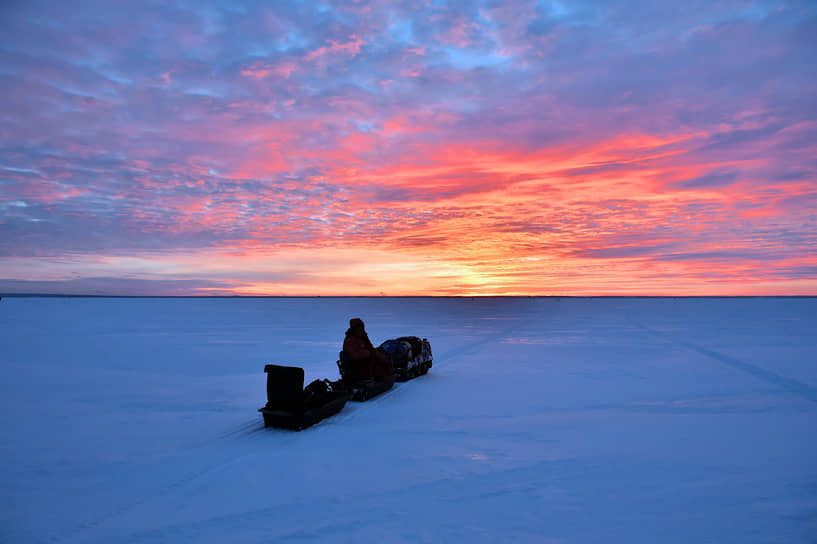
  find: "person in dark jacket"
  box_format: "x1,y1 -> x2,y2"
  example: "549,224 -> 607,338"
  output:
343,318 -> 391,381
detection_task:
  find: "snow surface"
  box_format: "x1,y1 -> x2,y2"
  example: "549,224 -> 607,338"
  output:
1,296 -> 816,543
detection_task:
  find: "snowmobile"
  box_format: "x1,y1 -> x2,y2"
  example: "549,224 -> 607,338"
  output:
336,351 -> 396,401
378,336 -> 433,382
258,364 -> 351,431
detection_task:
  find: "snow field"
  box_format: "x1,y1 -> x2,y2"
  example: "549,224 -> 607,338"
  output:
1,297 -> 815,543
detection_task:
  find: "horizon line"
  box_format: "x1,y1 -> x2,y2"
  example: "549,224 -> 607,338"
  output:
2,294 -> 816,299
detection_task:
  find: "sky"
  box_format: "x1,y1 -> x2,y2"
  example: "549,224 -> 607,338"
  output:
1,0 -> 816,296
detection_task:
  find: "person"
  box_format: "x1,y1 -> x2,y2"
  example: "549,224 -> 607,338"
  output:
342,318 -> 391,382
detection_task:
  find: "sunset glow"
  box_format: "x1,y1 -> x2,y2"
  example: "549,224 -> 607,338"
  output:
1,1 -> 815,295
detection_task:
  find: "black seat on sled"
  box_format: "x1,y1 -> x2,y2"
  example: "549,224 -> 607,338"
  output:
263,364 -> 304,412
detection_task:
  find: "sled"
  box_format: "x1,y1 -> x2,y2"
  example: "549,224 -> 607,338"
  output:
336,352 -> 396,401
259,364 -> 350,431
378,336 -> 433,382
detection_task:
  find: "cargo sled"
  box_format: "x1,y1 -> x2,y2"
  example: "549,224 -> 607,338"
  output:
378,336 -> 433,382
259,364 -> 350,431
336,351 -> 395,401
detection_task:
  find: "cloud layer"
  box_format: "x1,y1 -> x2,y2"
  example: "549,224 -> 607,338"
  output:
1,0 -> 816,295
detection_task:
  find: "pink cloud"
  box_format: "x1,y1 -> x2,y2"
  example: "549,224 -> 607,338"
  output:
240,61 -> 299,79
304,36 -> 365,62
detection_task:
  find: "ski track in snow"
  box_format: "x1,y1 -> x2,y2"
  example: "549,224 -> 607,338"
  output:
38,432 -> 282,544
118,462 -> 551,543
630,318 -> 817,404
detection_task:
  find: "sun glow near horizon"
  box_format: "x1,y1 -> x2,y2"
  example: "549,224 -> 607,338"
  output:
1,1 -> 815,296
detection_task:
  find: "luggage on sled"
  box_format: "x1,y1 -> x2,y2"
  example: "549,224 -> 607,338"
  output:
378,336 -> 433,382
336,351 -> 395,401
258,364 -> 350,430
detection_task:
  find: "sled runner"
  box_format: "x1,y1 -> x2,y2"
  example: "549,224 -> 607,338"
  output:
378,336 -> 433,382
336,351 -> 396,401
259,364 -> 350,431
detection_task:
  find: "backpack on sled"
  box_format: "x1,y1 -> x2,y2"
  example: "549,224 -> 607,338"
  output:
258,364 -> 350,430
378,336 -> 433,382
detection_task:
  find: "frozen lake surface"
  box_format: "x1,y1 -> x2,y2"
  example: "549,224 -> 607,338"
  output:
1,297 -> 816,543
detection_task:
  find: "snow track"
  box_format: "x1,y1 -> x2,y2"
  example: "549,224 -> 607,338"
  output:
631,318 -> 817,404
38,429 -> 288,544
